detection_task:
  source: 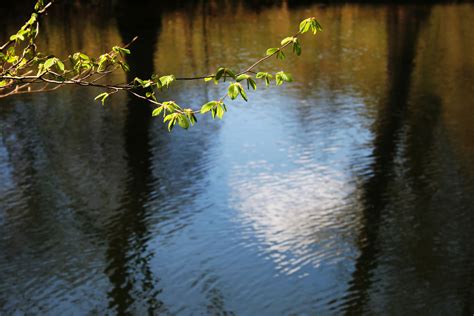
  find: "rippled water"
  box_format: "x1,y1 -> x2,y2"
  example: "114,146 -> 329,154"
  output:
1,1 -> 474,314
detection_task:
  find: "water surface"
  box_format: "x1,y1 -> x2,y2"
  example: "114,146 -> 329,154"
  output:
1,1 -> 474,314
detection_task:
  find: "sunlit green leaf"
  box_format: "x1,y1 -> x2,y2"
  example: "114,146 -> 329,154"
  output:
216,103 -> 225,119
56,60 -> 65,72
184,109 -> 197,125
43,58 -> 56,70
236,74 -> 250,82
237,83 -> 248,101
152,106 -> 164,117
113,46 -> 131,56
275,71 -> 293,86
177,114 -> 190,129
266,48 -> 279,56
94,92 -> 109,105
281,37 -> 295,46
200,101 -> 217,113
228,83 -> 240,100
159,75 -> 175,88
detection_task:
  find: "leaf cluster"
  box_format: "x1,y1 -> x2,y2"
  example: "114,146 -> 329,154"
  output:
0,0 -> 323,132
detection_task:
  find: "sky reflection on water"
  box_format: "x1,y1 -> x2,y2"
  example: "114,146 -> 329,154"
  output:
1,1 -> 474,314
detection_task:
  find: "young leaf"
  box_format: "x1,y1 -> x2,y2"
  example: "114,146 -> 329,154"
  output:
256,72 -> 274,86
228,83 -> 240,100
266,48 -> 279,56
292,39 -> 302,56
299,17 -> 323,35
201,101 -> 217,113
281,37 -> 295,46
43,57 -> 56,71
216,103 -> 226,119
215,67 -> 225,81
299,18 -> 313,34
177,114 -> 190,129
134,77 -> 144,86
184,109 -> 197,125
248,77 -> 257,90
94,92 -> 109,105
159,75 -> 175,88
152,106 -> 164,117
275,71 -> 293,86
112,46 -> 131,56
237,83 -> 248,101
276,51 -> 285,60
236,74 -> 250,82
119,61 -> 130,72
56,60 -> 65,72
146,91 -> 157,101
164,113 -> 178,131
225,68 -> 236,79
162,100 -> 181,112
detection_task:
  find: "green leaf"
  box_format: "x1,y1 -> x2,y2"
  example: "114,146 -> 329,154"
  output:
146,91 -> 157,101
299,18 -> 312,34
163,113 -> 174,122
248,77 -> 257,90
299,17 -> 322,35
164,113 -> 178,131
293,40 -> 302,56
236,74 -> 250,82
152,106 -> 164,117
151,74 -> 162,88
281,37 -> 295,46
228,83 -> 240,100
177,114 -> 190,129
276,51 -> 285,60
79,53 -> 90,61
26,13 -> 38,26
162,101 -> 181,112
225,68 -> 236,79
315,20 -> 323,32
168,119 -> 176,131
236,83 -> 248,101
43,58 -> 56,70
159,75 -> 175,88
215,67 -> 225,80
119,61 -> 130,72
275,71 -> 293,86
56,60 -> 65,72
256,72 -> 273,86
94,92 -> 109,105
184,109 -> 197,125
112,46 -> 131,56
266,48 -> 279,56
216,103 -> 226,119
34,0 -> 45,11
276,74 -> 283,86
142,80 -> 153,88
200,101 -> 217,113
134,77 -> 144,86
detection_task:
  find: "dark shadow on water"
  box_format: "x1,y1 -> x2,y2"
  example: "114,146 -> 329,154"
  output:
340,5 -> 432,314
103,2 -> 166,314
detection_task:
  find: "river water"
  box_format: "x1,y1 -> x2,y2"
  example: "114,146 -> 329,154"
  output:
1,1 -> 473,314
